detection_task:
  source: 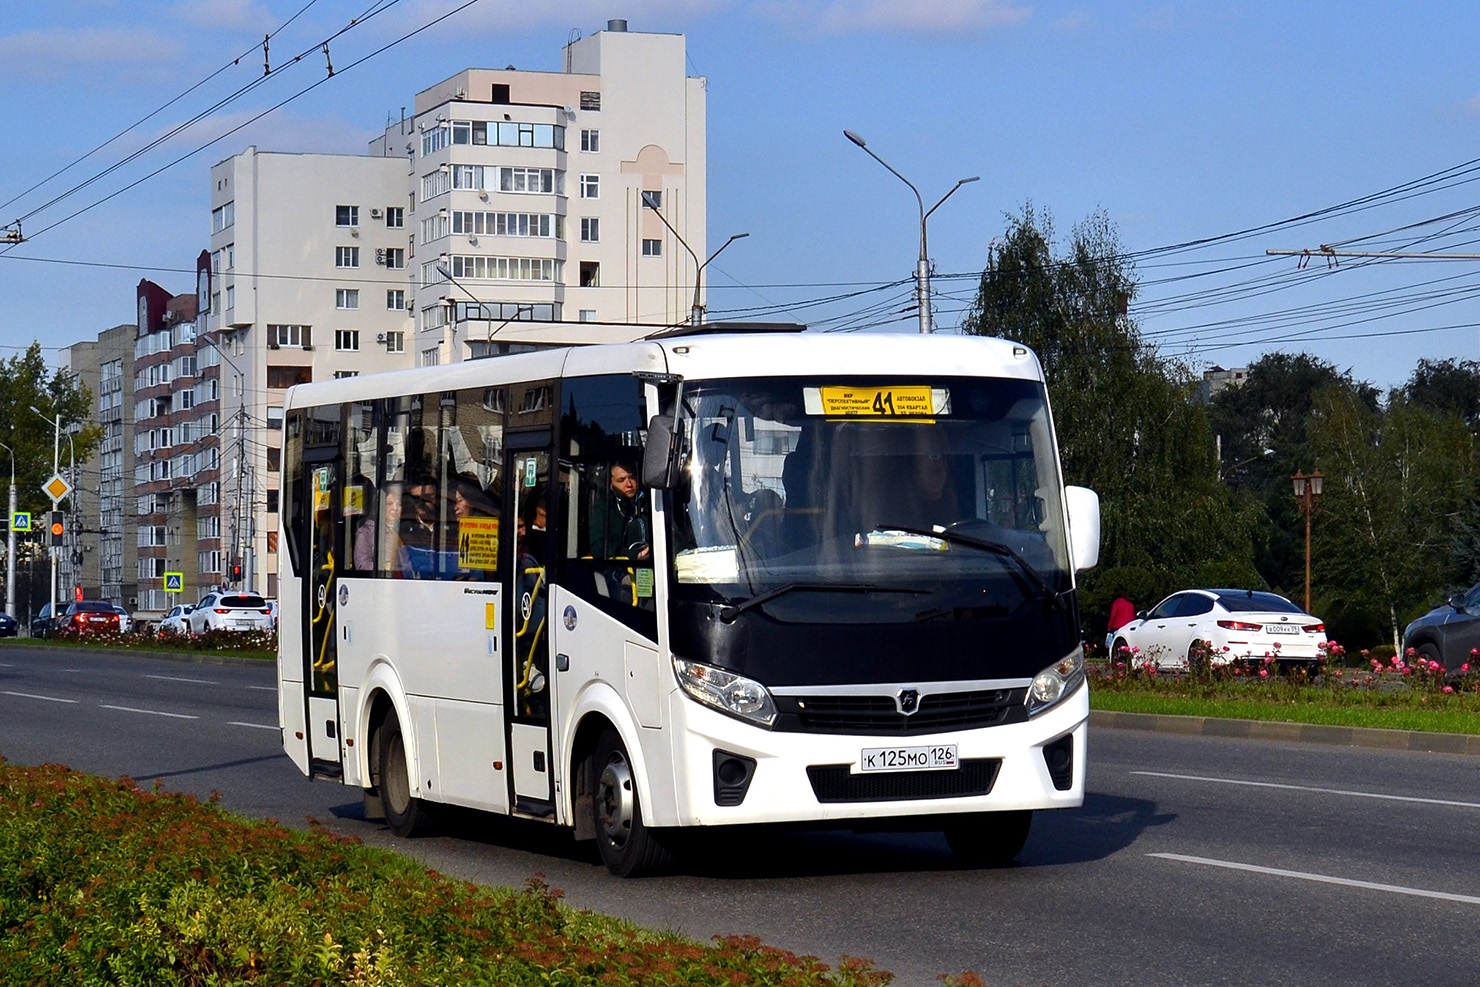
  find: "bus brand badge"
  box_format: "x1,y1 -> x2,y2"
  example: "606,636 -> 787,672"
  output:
895,689 -> 920,715
563,605 -> 577,630
338,584 -> 350,607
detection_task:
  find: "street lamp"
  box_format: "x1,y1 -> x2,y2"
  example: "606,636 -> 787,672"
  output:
1291,469 -> 1325,614
30,405 -> 61,611
640,193 -> 748,326
0,440 -> 14,616
843,130 -> 978,334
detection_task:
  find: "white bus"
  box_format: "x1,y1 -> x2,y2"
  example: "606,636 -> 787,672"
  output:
278,328 -> 1100,876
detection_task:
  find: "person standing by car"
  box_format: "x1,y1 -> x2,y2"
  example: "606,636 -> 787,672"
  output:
1106,594 -> 1136,656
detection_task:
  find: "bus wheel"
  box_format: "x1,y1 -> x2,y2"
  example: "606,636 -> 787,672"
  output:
591,729 -> 673,877
943,810 -> 1032,867
377,711 -> 434,838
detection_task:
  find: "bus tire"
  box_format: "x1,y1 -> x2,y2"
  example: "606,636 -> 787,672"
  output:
377,710 -> 435,838
591,728 -> 673,877
943,809 -> 1032,867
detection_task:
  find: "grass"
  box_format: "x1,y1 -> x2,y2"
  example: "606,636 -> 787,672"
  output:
0,758 -> 909,987
1089,640 -> 1480,735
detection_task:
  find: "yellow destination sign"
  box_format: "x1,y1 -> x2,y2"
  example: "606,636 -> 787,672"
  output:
458,516 -> 500,569
819,385 -> 935,418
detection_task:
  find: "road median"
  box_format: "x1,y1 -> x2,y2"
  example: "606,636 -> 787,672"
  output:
1092,709 -> 1480,756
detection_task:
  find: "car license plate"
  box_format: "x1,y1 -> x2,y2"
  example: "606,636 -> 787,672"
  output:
1266,624 -> 1299,635
859,744 -> 958,772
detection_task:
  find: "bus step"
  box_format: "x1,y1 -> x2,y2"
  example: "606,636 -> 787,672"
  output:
515,796 -> 555,818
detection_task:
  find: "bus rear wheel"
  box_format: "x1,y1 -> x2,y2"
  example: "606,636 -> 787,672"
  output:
943,810 -> 1032,867
591,729 -> 673,877
376,711 -> 435,838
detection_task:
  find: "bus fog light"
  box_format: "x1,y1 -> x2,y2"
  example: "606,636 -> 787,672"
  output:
1025,646 -> 1085,716
674,657 -> 778,728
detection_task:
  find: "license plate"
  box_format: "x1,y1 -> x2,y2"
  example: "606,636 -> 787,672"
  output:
859,744 -> 959,772
1266,624 -> 1299,635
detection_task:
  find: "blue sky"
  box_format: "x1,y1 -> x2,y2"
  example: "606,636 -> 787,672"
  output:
2,0 -> 1478,392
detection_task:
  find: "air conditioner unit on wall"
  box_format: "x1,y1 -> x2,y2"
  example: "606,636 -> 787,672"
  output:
370,208 -> 383,219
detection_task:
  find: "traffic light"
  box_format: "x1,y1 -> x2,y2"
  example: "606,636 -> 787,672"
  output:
49,511 -> 64,546
231,559 -> 243,581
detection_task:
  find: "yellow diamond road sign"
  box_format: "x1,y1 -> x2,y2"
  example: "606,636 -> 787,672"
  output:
43,474 -> 71,503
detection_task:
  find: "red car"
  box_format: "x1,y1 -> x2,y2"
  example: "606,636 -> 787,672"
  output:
55,600 -> 122,636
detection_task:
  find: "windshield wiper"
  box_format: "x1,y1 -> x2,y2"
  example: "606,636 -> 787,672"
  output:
871,523 -> 1066,612
719,583 -> 926,623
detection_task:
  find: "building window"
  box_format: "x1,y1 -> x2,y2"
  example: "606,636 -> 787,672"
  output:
580,261 -> 600,287
336,289 -> 360,310
268,324 -> 312,348
579,309 -> 597,322
641,190 -> 662,209
336,205 -> 359,227
500,167 -> 558,194
387,289 -> 406,310
385,206 -> 405,228
421,347 -> 440,367
448,255 -> 561,282
580,91 -> 601,111
381,247 -> 406,269
579,174 -> 600,199
581,129 -> 600,152
334,370 -> 360,379
225,285 -> 235,308
642,238 -> 662,257
335,246 -> 360,268
384,331 -> 405,353
267,366 -> 311,389
211,201 -> 234,232
580,217 -> 600,243
335,329 -> 360,351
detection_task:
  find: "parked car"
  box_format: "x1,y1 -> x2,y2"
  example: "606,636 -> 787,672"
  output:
1110,588 -> 1327,672
187,593 -> 273,634
30,602 -> 59,638
1402,581 -> 1480,674
54,600 -> 122,637
265,599 -> 278,631
0,612 -> 17,637
159,604 -> 195,637
110,604 -> 132,634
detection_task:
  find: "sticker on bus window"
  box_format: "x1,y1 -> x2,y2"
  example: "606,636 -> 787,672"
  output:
342,485 -> 366,517
804,386 -> 950,419
635,567 -> 654,598
458,516 -> 500,569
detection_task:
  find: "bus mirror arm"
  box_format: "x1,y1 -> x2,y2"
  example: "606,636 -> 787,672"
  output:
642,414 -> 684,489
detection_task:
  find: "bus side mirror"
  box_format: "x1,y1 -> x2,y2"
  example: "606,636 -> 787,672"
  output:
642,414 -> 683,489
1064,485 -> 1100,572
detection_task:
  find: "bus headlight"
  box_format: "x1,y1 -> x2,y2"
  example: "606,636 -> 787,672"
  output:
1025,646 -> 1085,716
673,657 -> 778,728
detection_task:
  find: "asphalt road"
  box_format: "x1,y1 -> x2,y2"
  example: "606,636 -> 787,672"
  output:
2,643 -> 1477,987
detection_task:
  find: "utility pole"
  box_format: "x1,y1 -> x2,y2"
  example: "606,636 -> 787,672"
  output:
0,441 -> 15,616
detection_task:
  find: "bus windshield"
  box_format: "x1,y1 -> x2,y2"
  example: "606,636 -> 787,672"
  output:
666,375 -> 1072,622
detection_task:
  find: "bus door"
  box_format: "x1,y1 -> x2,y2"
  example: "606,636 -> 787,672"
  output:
504,434 -> 554,812
302,451 -> 344,773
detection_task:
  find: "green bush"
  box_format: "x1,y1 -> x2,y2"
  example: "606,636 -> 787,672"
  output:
0,759 -> 895,986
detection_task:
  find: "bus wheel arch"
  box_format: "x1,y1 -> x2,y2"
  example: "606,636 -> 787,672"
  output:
568,712 -> 615,841
589,726 -> 674,877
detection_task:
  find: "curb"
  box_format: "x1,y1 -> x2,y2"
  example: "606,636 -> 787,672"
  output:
0,642 -> 271,668
1090,709 -> 1480,757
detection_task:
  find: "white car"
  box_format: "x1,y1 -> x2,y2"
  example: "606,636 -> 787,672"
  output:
187,593 -> 274,634
159,604 -> 194,636
111,604 -> 132,634
1110,588 -> 1327,672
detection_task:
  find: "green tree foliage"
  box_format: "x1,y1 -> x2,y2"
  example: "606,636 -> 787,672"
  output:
1400,357 -> 1480,433
961,205 -> 1262,625
1307,386 -> 1475,649
0,342 -> 100,519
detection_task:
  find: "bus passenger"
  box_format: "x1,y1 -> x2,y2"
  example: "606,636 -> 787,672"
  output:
589,462 -> 650,561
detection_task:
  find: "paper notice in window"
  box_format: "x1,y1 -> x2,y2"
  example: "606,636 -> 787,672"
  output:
674,546 -> 739,584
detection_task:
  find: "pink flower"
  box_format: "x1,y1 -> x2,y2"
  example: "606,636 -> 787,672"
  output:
1444,686 -> 1455,694
1429,661 -> 1441,671
1259,669 -> 1269,678
1463,664 -> 1471,673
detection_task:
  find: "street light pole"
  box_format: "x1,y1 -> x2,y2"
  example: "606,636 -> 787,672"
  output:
0,441 -> 15,616
1292,470 -> 1325,613
641,194 -> 748,325
30,405 -> 61,611
844,130 -> 978,334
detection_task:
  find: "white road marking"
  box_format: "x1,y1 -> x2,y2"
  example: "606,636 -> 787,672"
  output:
1149,853 -> 1480,905
3,690 -> 78,703
98,704 -> 198,720
146,674 -> 218,685
229,721 -> 278,731
1132,770 -> 1480,810
246,685 -> 277,692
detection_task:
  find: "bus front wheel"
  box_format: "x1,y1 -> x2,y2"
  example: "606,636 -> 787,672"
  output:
591,728 -> 673,877
943,809 -> 1032,867
376,711 -> 435,838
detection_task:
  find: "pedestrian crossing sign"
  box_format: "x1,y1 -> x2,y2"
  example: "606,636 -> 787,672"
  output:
10,512 -> 30,532
164,572 -> 184,592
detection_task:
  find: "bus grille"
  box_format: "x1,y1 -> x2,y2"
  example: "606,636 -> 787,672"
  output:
806,759 -> 1000,803
777,689 -> 1026,735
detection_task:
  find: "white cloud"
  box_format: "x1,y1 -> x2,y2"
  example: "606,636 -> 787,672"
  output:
162,107 -> 378,157
757,0 -> 1031,35
0,27 -> 182,79
170,0 -> 276,32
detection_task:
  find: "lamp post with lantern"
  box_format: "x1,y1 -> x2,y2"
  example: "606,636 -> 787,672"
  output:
1292,470 -> 1324,613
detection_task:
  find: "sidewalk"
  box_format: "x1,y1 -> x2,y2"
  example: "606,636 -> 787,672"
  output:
1092,709 -> 1480,756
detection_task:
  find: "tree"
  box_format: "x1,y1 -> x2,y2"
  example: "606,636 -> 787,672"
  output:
0,343 -> 100,521
962,205 -> 1262,623
1307,386 -> 1474,650
1400,357 -> 1480,433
